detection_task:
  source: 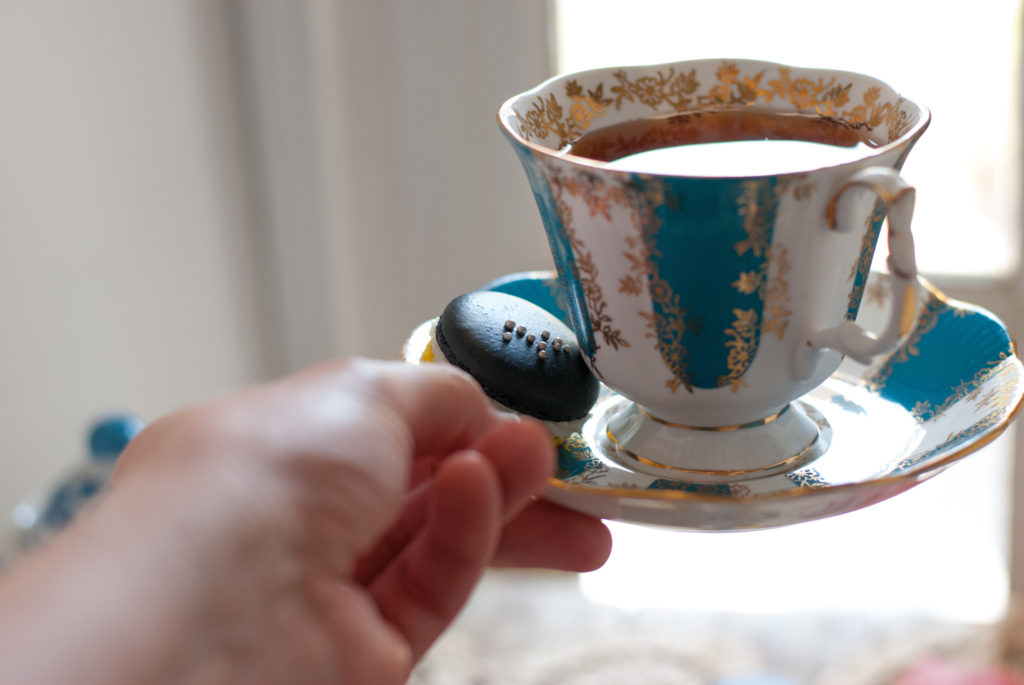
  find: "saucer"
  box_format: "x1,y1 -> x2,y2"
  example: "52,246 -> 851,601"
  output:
404,270 -> 1023,531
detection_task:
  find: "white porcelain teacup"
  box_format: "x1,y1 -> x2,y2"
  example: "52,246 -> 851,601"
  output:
498,58 -> 929,481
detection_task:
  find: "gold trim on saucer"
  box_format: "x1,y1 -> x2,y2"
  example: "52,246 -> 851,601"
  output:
605,423 -> 820,478
638,404 -> 788,431
400,271 -> 1023,530
548,395 -> 1021,504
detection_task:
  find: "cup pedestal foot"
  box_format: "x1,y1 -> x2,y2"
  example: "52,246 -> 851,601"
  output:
599,399 -> 829,483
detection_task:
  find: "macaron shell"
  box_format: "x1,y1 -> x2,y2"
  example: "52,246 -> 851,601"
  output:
436,291 -> 599,421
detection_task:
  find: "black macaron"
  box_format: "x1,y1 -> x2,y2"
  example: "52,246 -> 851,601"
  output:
436,291 -> 599,421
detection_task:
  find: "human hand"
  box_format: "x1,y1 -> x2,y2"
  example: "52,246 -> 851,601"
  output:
0,359 -> 610,685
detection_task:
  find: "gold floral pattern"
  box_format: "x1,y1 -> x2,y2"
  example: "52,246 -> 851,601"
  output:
910,353 -> 1013,423
547,168 -> 630,356
515,61 -> 915,148
864,291 -> 940,393
733,245 -> 792,342
638,279 -> 694,394
622,181 -> 697,394
616,175 -> 796,394
618,229 -> 648,297
733,270 -> 762,295
845,201 -> 886,319
734,180 -> 777,259
718,308 -> 759,391
785,469 -> 829,488
848,201 -> 886,279
556,433 -> 609,484
610,66 -> 701,110
516,80 -> 612,148
895,376 -> 1016,472
717,180 -> 793,390
861,290 -> 1019,430
762,246 -> 793,340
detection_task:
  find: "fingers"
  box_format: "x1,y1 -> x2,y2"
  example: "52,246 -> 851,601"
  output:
352,482 -> 431,585
358,492 -> 612,584
469,417 -> 555,522
491,499 -> 613,572
313,582 -> 412,685
369,451 -> 502,662
470,418 -> 610,572
188,357 -> 503,477
348,360 -> 504,459
353,416 -> 554,584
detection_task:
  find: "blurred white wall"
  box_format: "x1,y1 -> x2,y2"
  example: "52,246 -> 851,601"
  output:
0,2 -> 271,520
234,1 -> 555,369
0,1 -> 553,526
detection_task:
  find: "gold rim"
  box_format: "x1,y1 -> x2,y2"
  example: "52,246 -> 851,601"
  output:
497,58 -> 932,179
606,425 -> 821,477
637,404 -> 788,431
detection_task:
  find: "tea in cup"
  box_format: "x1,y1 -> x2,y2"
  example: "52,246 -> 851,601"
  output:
498,59 -> 929,481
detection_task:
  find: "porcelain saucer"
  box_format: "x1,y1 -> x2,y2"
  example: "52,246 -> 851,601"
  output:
403,270 -> 1023,531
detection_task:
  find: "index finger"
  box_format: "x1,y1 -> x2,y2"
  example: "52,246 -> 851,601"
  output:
320,358 -> 505,459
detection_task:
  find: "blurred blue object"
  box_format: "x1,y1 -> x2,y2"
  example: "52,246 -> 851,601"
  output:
8,413 -> 145,556
88,414 -> 145,461
40,472 -> 105,530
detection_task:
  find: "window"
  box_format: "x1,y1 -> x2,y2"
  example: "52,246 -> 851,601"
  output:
555,0 -> 1020,279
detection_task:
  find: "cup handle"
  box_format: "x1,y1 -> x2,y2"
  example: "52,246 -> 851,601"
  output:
793,166 -> 919,380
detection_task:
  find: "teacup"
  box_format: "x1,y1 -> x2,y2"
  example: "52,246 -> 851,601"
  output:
498,58 -> 929,481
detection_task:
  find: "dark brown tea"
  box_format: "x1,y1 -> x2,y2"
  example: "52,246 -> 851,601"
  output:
565,109 -> 880,176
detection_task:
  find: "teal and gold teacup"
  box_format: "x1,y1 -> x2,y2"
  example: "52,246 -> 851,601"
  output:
498,59 -> 929,481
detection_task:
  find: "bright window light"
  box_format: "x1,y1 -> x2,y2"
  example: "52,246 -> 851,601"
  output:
555,0 -> 1020,279
580,437 -> 1011,623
